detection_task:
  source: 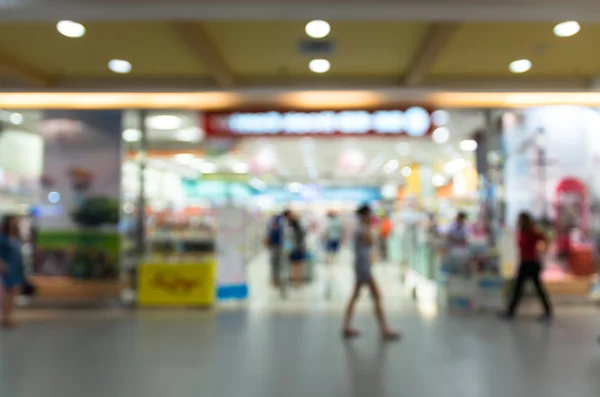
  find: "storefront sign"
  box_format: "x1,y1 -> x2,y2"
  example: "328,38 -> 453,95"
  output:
203,107 -> 433,137
138,261 -> 216,306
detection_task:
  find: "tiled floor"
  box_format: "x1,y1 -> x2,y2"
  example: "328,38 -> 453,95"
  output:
1,253 -> 600,397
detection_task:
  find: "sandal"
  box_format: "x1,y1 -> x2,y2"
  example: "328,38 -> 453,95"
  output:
382,330 -> 401,341
342,328 -> 361,339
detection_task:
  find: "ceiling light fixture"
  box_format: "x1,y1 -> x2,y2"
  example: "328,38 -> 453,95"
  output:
554,21 -> 580,37
122,128 -> 141,142
509,59 -> 532,74
57,20 -> 86,38
305,20 -> 331,39
309,59 -> 330,73
459,139 -> 478,152
401,166 -> 412,177
9,112 -> 23,125
146,114 -> 182,130
432,127 -> 449,144
108,59 -> 132,74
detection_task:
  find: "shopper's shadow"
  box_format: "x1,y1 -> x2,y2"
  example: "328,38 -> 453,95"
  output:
342,340 -> 390,397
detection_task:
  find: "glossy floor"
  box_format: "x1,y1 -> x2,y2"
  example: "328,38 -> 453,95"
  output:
2,253 -> 600,397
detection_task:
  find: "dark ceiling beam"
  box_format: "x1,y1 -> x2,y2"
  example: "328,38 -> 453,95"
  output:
403,22 -> 461,87
0,49 -> 53,87
170,22 -> 236,88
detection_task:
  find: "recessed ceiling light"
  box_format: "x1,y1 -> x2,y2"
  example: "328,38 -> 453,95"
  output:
9,112 -> 23,125
108,59 -> 132,74
305,20 -> 331,39
122,128 -> 141,142
432,127 -> 450,144
459,139 -> 478,152
401,166 -> 412,177
146,115 -> 182,130
57,20 -> 86,38
309,59 -> 330,73
554,21 -> 580,37
509,59 -> 532,74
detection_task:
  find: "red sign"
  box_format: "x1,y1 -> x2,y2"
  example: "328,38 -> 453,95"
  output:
203,108 -> 435,138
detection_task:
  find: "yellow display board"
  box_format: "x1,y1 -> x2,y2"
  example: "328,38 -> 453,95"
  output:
137,260 -> 216,306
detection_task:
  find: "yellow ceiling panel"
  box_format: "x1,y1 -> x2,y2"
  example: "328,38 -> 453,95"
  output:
204,21 -> 428,77
431,22 -> 600,78
0,22 -> 209,77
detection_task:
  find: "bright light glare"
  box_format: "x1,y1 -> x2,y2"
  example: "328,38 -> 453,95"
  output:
48,191 -> 61,204
432,174 -> 446,187
444,158 -> 467,174
57,20 -> 86,38
554,21 -> 580,37
309,59 -> 331,73
231,162 -> 249,174
383,159 -> 399,174
459,139 -> 478,152
146,115 -> 182,130
381,184 -> 397,200
108,59 -> 132,74
288,182 -> 303,193
122,128 -> 141,142
199,162 -> 217,174
175,127 -> 202,142
431,110 -> 449,126
9,113 -> 23,125
250,178 -> 267,191
432,127 -> 449,144
509,59 -> 532,74
305,20 -> 331,38
401,166 -> 412,177
174,153 -> 195,164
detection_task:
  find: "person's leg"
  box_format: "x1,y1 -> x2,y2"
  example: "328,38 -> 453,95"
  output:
367,279 -> 399,339
270,247 -> 281,287
531,262 -> 553,317
506,264 -> 529,317
2,286 -> 18,327
342,282 -> 362,336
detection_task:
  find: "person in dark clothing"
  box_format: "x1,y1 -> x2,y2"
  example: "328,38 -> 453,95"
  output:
503,212 -> 553,321
266,210 -> 290,287
288,215 -> 306,287
0,215 -> 24,328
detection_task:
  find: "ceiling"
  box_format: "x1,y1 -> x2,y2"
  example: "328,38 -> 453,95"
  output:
1,20 -> 600,93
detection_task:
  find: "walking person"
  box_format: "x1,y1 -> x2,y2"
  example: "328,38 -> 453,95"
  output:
342,205 -> 400,340
324,211 -> 343,265
0,214 -> 24,328
502,212 -> 553,321
288,214 -> 307,287
265,210 -> 290,288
